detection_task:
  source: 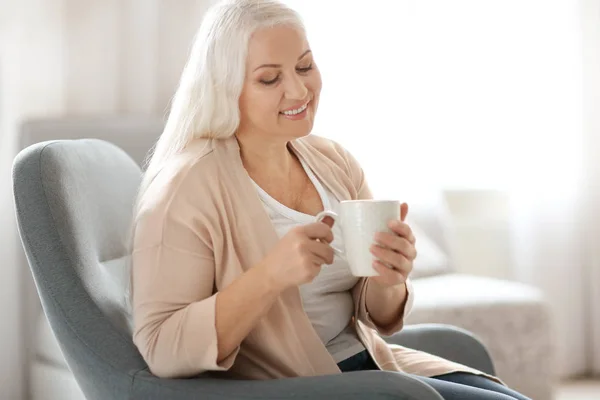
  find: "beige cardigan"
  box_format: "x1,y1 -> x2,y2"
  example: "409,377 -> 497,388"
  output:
132,134 -> 493,381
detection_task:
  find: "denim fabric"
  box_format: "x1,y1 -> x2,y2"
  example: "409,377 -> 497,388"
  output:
337,350 -> 378,372
418,372 -> 532,400
338,352 -> 531,400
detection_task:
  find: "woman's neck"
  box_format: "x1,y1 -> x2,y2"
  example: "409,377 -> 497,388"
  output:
236,132 -> 295,180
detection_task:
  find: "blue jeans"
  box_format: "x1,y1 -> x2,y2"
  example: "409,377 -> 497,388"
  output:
337,350 -> 531,400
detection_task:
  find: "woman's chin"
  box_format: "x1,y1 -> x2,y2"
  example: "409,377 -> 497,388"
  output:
278,114 -> 314,138
288,123 -> 313,139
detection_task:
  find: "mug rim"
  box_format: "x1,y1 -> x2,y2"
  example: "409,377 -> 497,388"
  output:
340,199 -> 399,204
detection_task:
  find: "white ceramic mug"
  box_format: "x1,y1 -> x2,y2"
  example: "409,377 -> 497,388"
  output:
315,200 -> 400,276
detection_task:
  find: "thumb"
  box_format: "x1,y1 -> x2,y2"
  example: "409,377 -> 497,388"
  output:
320,215 -> 335,228
400,202 -> 409,222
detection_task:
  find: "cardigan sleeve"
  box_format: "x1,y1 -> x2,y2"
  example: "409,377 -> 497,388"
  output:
342,146 -> 415,336
131,199 -> 239,379
352,277 -> 415,336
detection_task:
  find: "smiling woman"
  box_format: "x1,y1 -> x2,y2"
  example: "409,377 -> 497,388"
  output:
238,28 -> 319,141
129,1 -> 531,399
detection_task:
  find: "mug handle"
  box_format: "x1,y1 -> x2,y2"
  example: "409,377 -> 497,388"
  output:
315,210 -> 344,258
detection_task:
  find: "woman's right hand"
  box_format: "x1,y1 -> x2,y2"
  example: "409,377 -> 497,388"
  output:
260,221 -> 335,292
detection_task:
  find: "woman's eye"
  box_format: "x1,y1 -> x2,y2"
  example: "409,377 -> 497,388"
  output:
297,64 -> 313,73
260,75 -> 280,85
259,64 -> 312,85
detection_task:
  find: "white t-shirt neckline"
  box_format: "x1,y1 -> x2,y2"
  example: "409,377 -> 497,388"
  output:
251,154 -> 332,223
250,150 -> 365,363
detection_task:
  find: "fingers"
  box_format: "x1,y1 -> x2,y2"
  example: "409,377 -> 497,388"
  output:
386,220 -> 416,244
372,260 -> 406,285
374,231 -> 417,260
370,244 -> 412,272
400,202 -> 409,222
302,222 -> 334,244
319,215 -> 335,228
306,240 -> 335,265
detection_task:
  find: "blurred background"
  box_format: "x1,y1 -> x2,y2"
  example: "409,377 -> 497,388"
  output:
1,0 -> 599,399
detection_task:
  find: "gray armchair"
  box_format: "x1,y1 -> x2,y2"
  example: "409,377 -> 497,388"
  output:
12,137 -> 495,400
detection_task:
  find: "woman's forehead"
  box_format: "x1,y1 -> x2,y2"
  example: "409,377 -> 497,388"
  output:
246,26 -> 309,66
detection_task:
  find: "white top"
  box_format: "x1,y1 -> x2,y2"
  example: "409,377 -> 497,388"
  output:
252,155 -> 365,363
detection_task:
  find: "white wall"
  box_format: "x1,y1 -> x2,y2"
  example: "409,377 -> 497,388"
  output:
289,0 -> 590,379
0,1 -> 211,398
443,190 -> 513,280
0,3 -> 66,398
581,0 -> 600,374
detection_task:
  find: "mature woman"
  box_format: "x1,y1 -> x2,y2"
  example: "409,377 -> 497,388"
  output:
130,1 -> 530,399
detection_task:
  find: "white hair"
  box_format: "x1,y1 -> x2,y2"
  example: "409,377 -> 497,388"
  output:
135,0 -> 305,219
124,0 -> 305,313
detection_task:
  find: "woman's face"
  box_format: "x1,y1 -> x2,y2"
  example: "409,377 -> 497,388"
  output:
238,25 -> 322,141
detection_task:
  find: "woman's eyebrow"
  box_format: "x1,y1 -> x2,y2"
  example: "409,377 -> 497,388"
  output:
253,50 -> 312,71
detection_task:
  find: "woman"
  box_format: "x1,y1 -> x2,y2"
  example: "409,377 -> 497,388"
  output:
130,1 -> 530,399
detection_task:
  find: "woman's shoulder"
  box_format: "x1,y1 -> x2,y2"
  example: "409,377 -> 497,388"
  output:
133,139 -> 221,251
298,134 -> 345,156
138,139 -> 222,215
295,134 -> 363,175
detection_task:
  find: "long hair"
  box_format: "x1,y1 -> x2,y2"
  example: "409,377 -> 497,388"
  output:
123,1 -> 305,315
134,0 -> 305,220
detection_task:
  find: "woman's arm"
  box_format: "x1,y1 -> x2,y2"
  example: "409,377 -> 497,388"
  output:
217,221 -> 337,360
133,196 -> 289,378
133,206 -> 335,378
214,264 -> 281,362
352,277 -> 414,336
133,246 -> 281,378
365,280 -> 409,329
132,208 -> 240,378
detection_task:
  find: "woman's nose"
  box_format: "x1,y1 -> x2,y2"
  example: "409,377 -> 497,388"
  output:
284,73 -> 309,100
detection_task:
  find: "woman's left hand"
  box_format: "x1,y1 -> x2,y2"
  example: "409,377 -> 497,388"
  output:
369,202 -> 416,288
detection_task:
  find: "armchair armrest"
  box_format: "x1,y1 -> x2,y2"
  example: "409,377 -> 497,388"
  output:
386,323 -> 495,375
130,369 -> 444,400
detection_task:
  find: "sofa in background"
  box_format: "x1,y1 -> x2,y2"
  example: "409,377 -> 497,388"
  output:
17,117 -> 555,400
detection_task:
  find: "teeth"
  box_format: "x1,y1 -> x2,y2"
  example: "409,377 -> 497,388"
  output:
282,102 -> 308,116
